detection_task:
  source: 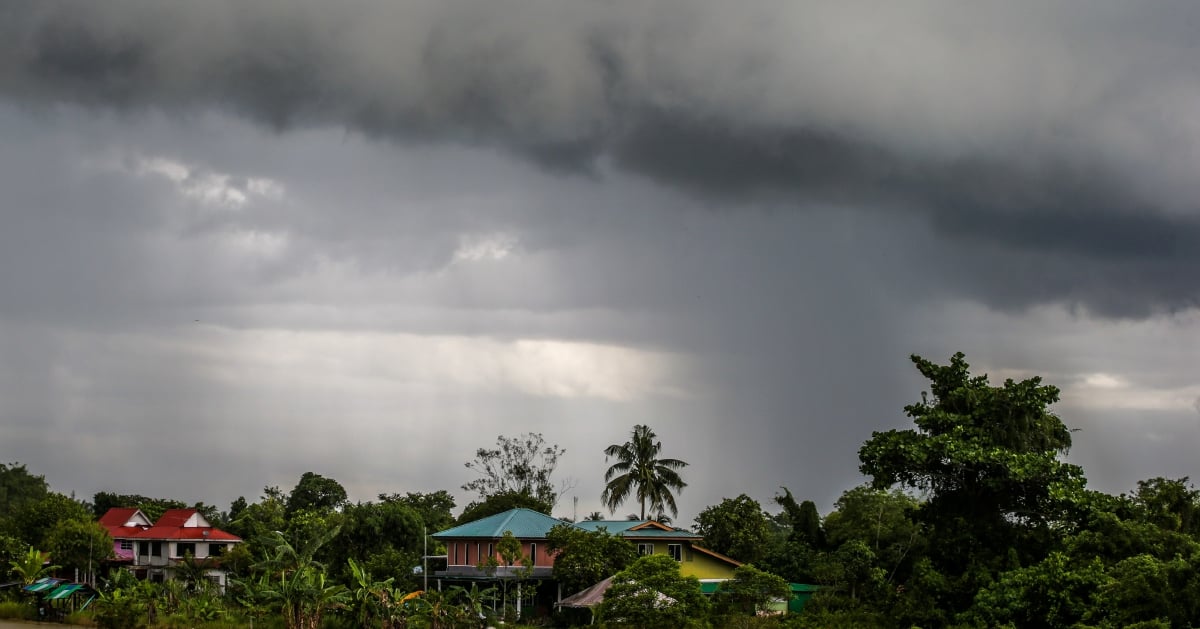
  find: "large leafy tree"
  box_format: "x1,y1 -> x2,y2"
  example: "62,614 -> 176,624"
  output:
545,523 -> 638,594
599,554 -> 711,627
462,432 -> 567,508
287,472 -> 349,516
44,519 -> 112,583
823,485 -> 923,583
11,492 -> 92,548
858,353 -> 1086,611
379,490 -> 456,534
228,486 -> 288,549
91,492 -> 187,522
1129,477 -> 1200,537
694,494 -> 772,565
601,425 -> 688,520
773,487 -> 825,548
715,564 -> 791,618
0,462 -> 48,518
331,499 -> 422,585
457,490 -> 553,524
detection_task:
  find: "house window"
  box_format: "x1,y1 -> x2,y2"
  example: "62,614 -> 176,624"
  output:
120,540 -> 133,551
488,543 -> 493,560
476,543 -> 481,565
529,543 -> 537,566
176,543 -> 196,558
667,544 -> 682,562
637,543 -> 654,556
453,543 -> 459,565
209,544 -> 225,557
151,541 -> 162,557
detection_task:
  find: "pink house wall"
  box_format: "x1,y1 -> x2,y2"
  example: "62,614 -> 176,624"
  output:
443,539 -> 557,568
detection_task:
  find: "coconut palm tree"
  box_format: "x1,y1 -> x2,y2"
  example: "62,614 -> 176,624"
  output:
601,425 -> 689,520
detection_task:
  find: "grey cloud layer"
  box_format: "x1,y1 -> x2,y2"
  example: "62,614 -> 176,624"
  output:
3,1 -> 1199,315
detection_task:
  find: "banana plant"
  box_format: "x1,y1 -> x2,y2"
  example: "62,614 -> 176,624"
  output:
9,545 -> 58,585
349,557 -> 395,627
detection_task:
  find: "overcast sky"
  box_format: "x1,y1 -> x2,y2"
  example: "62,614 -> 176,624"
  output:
1,1 -> 1198,525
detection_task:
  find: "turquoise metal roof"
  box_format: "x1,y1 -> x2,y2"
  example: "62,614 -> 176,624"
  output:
24,578 -> 64,592
45,584 -> 84,600
574,520 -> 643,534
433,508 -> 568,539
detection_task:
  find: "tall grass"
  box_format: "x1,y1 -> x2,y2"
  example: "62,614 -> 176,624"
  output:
0,600 -> 35,620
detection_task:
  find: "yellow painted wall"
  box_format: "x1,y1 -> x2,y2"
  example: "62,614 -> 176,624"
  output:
632,541 -> 738,580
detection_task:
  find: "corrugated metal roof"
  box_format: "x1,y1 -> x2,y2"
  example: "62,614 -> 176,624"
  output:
433,508 -> 568,539
45,584 -> 85,600
574,520 -> 643,534
574,520 -> 699,539
155,509 -> 200,527
24,578 -> 64,593
558,576 -> 614,608
98,508 -> 143,527
130,526 -> 241,541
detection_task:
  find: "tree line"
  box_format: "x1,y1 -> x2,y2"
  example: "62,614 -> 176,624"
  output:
3,352 -> 1200,627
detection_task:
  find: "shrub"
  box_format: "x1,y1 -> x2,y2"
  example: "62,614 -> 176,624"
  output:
65,609 -> 95,626
0,600 -> 35,620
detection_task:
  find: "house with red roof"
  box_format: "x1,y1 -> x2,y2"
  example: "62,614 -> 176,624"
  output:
99,507 -> 242,590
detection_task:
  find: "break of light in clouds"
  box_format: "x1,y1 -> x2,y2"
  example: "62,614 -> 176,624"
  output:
0,1 -> 1198,522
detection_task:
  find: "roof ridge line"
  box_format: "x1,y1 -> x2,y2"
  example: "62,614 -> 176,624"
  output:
496,509 -> 520,536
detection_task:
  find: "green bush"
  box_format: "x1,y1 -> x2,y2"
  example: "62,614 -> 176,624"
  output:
92,589 -> 147,629
0,600 -> 35,619
65,609 -> 95,625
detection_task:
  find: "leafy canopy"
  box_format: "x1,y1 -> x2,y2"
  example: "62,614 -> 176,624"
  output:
599,554 -> 711,628
858,352 -> 1087,612
545,523 -> 638,594
693,494 -> 772,564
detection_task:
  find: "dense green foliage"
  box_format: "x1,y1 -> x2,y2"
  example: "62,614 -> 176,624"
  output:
715,564 -> 791,617
694,494 -> 773,564
286,471 -> 350,516
599,554 -> 711,627
545,523 -> 638,594
457,489 -> 553,524
0,462 -> 49,516
7,354 -> 1200,628
44,519 -> 112,578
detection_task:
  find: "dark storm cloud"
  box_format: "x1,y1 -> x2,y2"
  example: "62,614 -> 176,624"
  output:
2,0 -> 1199,317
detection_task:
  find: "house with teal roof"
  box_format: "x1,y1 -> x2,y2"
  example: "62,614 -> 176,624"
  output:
433,509 -> 742,584
432,508 -> 566,580
434,508 -> 815,619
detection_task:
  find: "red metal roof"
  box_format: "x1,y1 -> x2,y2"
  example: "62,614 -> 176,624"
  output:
98,508 -> 142,527
155,509 -> 199,528
99,508 -> 152,539
130,526 -> 241,542
98,507 -> 242,543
